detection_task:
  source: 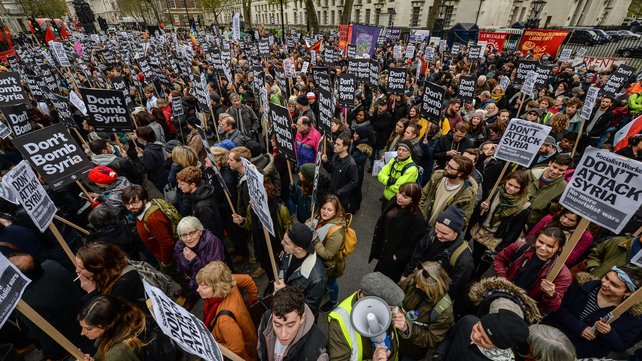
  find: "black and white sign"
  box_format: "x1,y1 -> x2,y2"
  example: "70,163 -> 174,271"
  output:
312,68 -> 330,89
241,158 -> 275,236
110,76 -> 133,110
144,281 -> 223,361
79,88 -> 133,132
515,61 -> 552,87
559,48 -> 572,62
137,56 -> 155,81
192,73 -> 210,114
172,96 -> 184,117
601,64 -> 636,97
499,75 -> 510,90
69,91 -> 87,117
387,68 -> 406,95
495,118 -> 552,167
0,121 -> 11,139
258,39 -> 270,57
317,86 -> 333,136
12,123 -> 91,190
0,253 -> 30,329
580,85 -> 599,119
451,43 -> 462,56
347,44 -> 357,59
269,103 -> 297,162
439,40 -> 447,53
577,47 -> 587,57
405,44 -> 416,60
337,74 -> 356,107
457,76 -> 476,102
421,82 -> 445,121
51,95 -> 76,129
468,45 -> 483,61
369,59 -> 379,87
0,72 -> 29,106
560,147 -> 642,234
48,41 -> 71,67
25,76 -> 44,101
0,103 -> 31,136
3,160 -> 57,232
424,47 -> 435,62
521,70 -> 538,95
393,45 -> 402,60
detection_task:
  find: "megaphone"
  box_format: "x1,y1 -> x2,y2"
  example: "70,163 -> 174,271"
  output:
351,296 -> 392,350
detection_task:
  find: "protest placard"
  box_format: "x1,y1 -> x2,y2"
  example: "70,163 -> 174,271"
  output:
337,74 -> 356,107
559,48 -> 572,62
499,76 -> 510,91
69,91 -> 87,117
79,87 -> 133,132
110,76 -> 134,110
439,40 -> 447,53
317,86 -> 333,137
393,45 -> 402,60
241,158 -> 275,237
421,82 -> 445,121
12,123 -> 92,190
0,252 -> 30,329
580,85 -> 600,120
387,68 -> 406,95
494,118 -> 552,167
424,47 -> 435,62
451,43 -> 462,56
3,161 -> 57,232
560,147 -> 642,234
347,44 -> 357,58
577,47 -> 587,57
468,45 -> 483,61
369,59 -> 379,87
48,41 -> 71,67
51,95 -> 77,129
310,136 -> 324,215
25,76 -> 45,101
311,50 -> 317,65
457,76 -> 476,102
601,64 -> 636,96
0,72 -> 29,106
193,73 -> 210,115
143,281 -> 223,361
172,96 -> 184,117
0,121 -> 11,139
521,70 -> 538,95
405,44 -> 416,59
258,38 -> 270,57
136,56 -> 155,81
269,103 -> 297,162
1,103 -> 31,136
356,59 -> 370,84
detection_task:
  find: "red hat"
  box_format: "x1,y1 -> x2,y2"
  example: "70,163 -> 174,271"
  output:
137,73 -> 145,82
88,166 -> 118,185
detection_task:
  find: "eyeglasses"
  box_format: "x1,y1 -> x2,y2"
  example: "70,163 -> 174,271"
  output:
445,163 -> 461,171
179,230 -> 199,239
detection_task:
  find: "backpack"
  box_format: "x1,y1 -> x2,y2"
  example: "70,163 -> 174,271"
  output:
327,213 -> 358,259
123,260 -> 174,296
143,198 -> 182,239
449,241 -> 471,268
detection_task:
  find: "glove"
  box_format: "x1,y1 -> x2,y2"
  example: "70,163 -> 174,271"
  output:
88,199 -> 101,209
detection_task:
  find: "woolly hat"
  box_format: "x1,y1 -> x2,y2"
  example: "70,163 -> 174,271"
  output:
296,94 -> 309,106
354,125 -> 370,142
360,272 -> 405,306
436,205 -> 465,234
397,140 -> 413,153
163,139 -> 182,153
527,108 -> 542,116
480,309 -> 530,349
472,109 -> 486,120
186,116 -> 201,127
543,136 -> 556,145
247,141 -> 262,158
287,223 -> 314,253
299,163 -> 315,182
306,92 -> 316,100
88,166 -> 118,185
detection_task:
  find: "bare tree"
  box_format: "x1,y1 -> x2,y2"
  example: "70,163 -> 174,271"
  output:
304,0 -> 319,32
340,0 -> 354,24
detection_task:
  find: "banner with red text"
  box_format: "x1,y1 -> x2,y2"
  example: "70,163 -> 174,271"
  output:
478,32 -> 508,53
518,29 -> 570,59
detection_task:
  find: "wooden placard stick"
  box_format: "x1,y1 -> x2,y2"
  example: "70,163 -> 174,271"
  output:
286,159 -> 294,185
546,217 -> 591,281
480,162 -> 510,215
262,225 -> 280,282
48,223 -> 77,266
75,180 -> 95,204
53,214 -> 90,235
571,117 -> 586,159
68,127 -> 89,150
634,224 -> 642,238
603,287 -> 642,324
16,300 -> 86,361
515,92 -> 526,118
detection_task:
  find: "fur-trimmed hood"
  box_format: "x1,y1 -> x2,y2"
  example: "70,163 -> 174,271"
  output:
576,272 -> 642,317
468,277 -> 542,324
356,143 -> 373,156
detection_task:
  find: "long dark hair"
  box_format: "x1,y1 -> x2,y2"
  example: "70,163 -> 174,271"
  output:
76,243 -> 128,294
78,296 -> 145,361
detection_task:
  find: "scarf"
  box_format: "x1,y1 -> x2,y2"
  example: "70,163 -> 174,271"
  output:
203,297 -> 225,330
491,187 -> 527,226
491,91 -> 504,102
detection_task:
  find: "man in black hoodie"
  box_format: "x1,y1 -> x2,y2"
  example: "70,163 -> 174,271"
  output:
176,166 -> 223,239
321,134 -> 358,212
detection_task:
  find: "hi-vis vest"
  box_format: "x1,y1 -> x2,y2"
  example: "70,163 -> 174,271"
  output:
328,292 -> 398,361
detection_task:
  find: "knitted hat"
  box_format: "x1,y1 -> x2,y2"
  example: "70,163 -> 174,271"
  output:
397,140 -> 413,153
543,136 -> 556,145
163,139 -> 182,153
287,223 -> 314,253
296,94 -> 309,106
246,141 -> 262,158
472,109 -> 486,120
527,108 -> 542,116
306,92 -> 316,100
186,116 -> 201,127
480,309 -> 530,349
436,205 -> 465,234
354,125 -> 370,142
360,272 -> 405,306
88,166 -> 118,185
299,163 -> 315,182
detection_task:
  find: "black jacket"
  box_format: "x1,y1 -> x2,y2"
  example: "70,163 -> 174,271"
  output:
279,252 -> 327,316
586,106 -> 614,138
139,142 -> 169,191
371,110 -> 393,149
433,132 -> 474,169
436,315 -> 498,361
185,182 -> 223,239
323,153 -> 358,209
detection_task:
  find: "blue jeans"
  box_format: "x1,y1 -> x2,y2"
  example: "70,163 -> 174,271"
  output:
327,277 -> 339,304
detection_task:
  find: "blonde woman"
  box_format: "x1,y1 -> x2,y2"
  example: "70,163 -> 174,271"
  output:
196,261 -> 258,361
394,261 -> 455,360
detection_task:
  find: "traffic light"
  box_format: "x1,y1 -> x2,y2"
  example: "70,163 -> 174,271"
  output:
29,17 -> 41,33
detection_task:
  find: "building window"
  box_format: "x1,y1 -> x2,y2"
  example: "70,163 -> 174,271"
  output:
323,11 -> 328,24
388,8 -> 395,26
294,11 -> 298,23
365,9 -> 370,24
354,8 -> 360,22
410,7 -> 420,26
317,10 -> 320,21
180,0 -> 185,7
375,8 -> 380,25
332,0 -> 335,5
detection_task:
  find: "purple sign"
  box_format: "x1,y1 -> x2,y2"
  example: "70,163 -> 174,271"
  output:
350,24 -> 382,57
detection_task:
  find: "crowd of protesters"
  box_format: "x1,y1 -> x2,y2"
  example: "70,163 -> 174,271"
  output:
1,24 -> 642,361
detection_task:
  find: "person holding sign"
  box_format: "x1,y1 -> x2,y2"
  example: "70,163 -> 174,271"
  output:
78,295 -> 146,361
493,227 -> 572,314
543,266 -> 642,358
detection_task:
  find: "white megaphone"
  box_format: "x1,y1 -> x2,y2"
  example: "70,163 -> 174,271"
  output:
350,296 -> 392,351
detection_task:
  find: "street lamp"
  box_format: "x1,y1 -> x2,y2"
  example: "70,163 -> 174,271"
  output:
527,0 -> 547,28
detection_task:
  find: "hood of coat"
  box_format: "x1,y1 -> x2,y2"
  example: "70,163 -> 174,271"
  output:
193,182 -> 215,201
91,153 -> 118,166
468,276 -> 542,324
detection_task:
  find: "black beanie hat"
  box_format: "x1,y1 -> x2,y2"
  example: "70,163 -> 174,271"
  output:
480,309 -> 529,349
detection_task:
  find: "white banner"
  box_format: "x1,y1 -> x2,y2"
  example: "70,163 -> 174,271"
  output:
241,158 -> 275,236
3,161 -> 56,232
494,118 -> 552,168
0,252 -> 31,329
232,13 -> 240,41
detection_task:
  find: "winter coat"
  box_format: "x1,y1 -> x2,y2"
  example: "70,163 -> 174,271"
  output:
227,104 -> 259,135
98,177 -> 131,219
527,215 -> 593,267
91,154 -> 142,184
139,142 -> 169,192
257,304 -> 328,361
186,129 -> 207,164
310,216 -> 347,279
433,131 -> 473,169
419,170 -> 478,228
183,182 -> 223,239
494,241 -> 572,314
136,203 -> 177,266
174,229 -> 225,293
290,176 -> 330,224
397,276 -> 454,359
370,201 -> 426,282
210,274 -> 258,361
377,156 -> 419,200
295,127 -> 322,166
526,166 -> 568,225
224,128 -> 250,147
279,251 -> 327,315
93,340 -> 141,361
322,154 -> 358,211
586,235 -> 638,278
371,110 -> 393,150
544,275 -> 642,358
